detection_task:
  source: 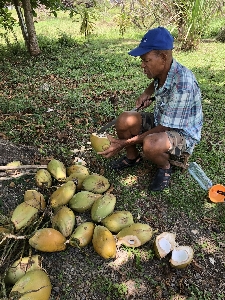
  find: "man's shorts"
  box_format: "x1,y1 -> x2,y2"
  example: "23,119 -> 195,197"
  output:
140,112 -> 187,156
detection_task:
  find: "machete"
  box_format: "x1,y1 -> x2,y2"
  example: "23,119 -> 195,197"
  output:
97,96 -> 155,134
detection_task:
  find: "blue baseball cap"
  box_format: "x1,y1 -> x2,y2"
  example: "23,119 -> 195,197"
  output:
128,27 -> 174,57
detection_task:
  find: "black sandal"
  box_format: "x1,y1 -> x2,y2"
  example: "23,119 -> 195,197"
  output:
149,167 -> 172,191
110,155 -> 143,171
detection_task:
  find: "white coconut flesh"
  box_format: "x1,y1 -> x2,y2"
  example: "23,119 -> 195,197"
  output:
155,232 -> 176,258
170,246 -> 194,267
118,235 -> 142,247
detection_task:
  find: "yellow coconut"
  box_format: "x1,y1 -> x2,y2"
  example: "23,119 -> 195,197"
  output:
35,169 -> 52,188
51,206 -> 75,237
91,194 -> 116,223
67,164 -> 89,177
47,159 -> 66,181
69,191 -> 102,213
92,225 -> 116,259
11,202 -> 39,231
90,132 -> 110,152
154,232 -> 176,259
101,211 -> 134,233
170,246 -> 194,269
6,161 -> 21,173
66,172 -> 89,190
29,228 -> 66,252
82,174 -> 110,194
5,255 -> 42,285
24,190 -> 46,210
9,269 -> 52,300
50,181 -> 76,208
69,222 -> 95,248
117,223 -> 153,247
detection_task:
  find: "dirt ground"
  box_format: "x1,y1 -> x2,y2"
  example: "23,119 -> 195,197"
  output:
0,139 -> 225,300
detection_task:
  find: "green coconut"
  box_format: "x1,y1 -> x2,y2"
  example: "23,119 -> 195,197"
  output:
11,202 -> 39,231
91,194 -> 116,223
117,223 -> 153,247
5,255 -> 42,285
51,206 -> 75,237
66,172 -> 89,190
170,246 -> 194,269
35,169 -> 52,188
90,132 -> 110,152
154,232 -> 176,259
101,211 -> 134,233
9,269 -> 52,300
50,180 -> 76,208
67,164 -> 89,177
92,225 -> 116,259
69,191 -> 102,213
82,174 -> 110,194
47,159 -> 66,181
23,190 -> 46,210
29,228 -> 66,252
69,222 -> 95,248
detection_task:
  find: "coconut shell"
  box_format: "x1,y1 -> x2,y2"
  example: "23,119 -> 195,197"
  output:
82,174 -> 110,194
69,222 -> 95,247
117,223 -> 153,247
50,181 -> 76,208
154,232 -> 176,259
47,159 -> 66,181
9,269 -> 52,300
92,225 -> 116,259
11,202 -> 39,231
24,190 -> 46,210
101,211 -> 134,233
35,169 -> 52,188
91,194 -> 116,223
51,206 -> 75,237
90,132 -> 110,152
29,228 -> 66,252
69,191 -> 102,213
170,246 -> 194,269
67,164 -> 89,177
5,255 -> 42,285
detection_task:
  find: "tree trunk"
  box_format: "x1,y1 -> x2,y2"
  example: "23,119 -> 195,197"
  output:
13,0 -> 41,56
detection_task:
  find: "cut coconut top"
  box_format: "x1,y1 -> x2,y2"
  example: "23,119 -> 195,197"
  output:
158,237 -> 173,254
155,232 -> 176,258
170,246 -> 194,267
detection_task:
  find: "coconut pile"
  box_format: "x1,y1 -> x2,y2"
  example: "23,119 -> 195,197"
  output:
0,135 -> 194,299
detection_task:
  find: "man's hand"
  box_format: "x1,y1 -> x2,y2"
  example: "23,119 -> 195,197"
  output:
136,93 -> 154,109
97,135 -> 126,158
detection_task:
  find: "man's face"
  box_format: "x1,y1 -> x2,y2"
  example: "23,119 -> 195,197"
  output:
140,51 -> 166,79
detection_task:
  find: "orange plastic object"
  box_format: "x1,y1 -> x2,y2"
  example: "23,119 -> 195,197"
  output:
208,184 -> 225,203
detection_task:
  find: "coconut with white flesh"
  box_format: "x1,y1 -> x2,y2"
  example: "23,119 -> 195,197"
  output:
170,246 -> 194,269
154,232 -> 176,258
117,223 -> 153,247
90,132 -> 110,152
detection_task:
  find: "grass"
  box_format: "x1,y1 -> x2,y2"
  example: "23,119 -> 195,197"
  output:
0,8 -> 225,299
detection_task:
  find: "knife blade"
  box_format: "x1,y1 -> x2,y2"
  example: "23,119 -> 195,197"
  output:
97,96 -> 155,134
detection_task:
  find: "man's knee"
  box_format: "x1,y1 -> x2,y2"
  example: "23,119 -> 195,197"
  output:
116,111 -> 142,131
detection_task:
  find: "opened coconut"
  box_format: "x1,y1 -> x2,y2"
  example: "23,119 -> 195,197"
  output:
5,255 -> 42,285
154,232 -> 176,258
50,180 -> 76,208
117,223 -> 153,247
91,194 -> 116,223
9,269 -> 52,300
90,132 -> 110,152
69,191 -> 102,213
29,228 -> 66,252
35,169 -> 52,188
82,174 -> 110,194
69,222 -> 95,248
51,206 -> 75,237
92,225 -> 116,259
47,159 -> 66,181
170,246 -> 194,269
101,211 -> 134,233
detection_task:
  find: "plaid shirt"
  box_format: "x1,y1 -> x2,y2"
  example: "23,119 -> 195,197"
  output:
154,59 -> 203,154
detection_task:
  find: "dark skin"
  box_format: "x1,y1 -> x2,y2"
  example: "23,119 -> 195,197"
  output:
98,50 -> 173,170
